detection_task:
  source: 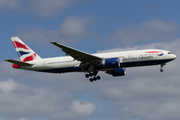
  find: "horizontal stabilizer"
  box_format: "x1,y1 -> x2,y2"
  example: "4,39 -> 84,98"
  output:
4,59 -> 33,66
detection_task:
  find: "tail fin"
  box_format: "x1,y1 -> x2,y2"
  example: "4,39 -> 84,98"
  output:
11,37 -> 41,62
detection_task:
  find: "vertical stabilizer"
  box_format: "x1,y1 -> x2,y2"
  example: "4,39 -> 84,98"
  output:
11,37 -> 41,62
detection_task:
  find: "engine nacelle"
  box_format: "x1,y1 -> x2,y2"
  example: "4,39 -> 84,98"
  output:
107,68 -> 126,76
102,58 -> 120,68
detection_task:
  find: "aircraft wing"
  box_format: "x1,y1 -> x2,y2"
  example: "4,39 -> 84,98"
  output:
51,42 -> 103,63
5,59 -> 33,66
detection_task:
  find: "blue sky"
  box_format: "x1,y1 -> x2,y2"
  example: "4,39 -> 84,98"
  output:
1,0 -> 180,120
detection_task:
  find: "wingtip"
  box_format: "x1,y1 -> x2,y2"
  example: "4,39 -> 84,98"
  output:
4,59 -> 13,62
4,59 -> 10,61
50,41 -> 57,44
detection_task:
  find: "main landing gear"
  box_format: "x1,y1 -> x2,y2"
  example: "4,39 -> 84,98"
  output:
160,63 -> 166,72
85,71 -> 101,82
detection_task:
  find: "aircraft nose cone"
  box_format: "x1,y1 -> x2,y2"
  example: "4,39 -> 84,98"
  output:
172,54 -> 176,59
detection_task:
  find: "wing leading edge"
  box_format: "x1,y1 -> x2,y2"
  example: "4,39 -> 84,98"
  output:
51,42 -> 103,62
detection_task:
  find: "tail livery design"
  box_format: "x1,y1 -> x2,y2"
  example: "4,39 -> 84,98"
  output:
11,37 -> 41,62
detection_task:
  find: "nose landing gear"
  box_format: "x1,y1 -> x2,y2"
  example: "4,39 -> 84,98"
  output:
160,63 -> 166,72
85,71 -> 101,82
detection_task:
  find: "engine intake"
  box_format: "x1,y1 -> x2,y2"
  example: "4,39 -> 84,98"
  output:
102,58 -> 120,68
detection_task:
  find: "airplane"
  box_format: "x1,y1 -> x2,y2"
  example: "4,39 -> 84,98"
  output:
5,37 -> 176,82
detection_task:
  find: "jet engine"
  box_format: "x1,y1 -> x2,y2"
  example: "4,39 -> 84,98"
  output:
102,58 -> 120,68
106,68 -> 126,76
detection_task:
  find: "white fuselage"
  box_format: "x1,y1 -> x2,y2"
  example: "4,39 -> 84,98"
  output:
19,49 -> 176,73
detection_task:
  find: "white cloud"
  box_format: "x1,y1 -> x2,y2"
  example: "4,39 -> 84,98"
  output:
71,100 -> 96,116
18,16 -> 92,45
0,0 -> 21,10
0,117 -> 30,120
96,70 -> 180,120
28,0 -> 74,17
98,37 -> 180,53
109,19 -> 180,46
0,0 -> 78,17
0,78 -> 96,120
0,79 -> 18,93
61,16 -> 90,37
114,98 -> 180,120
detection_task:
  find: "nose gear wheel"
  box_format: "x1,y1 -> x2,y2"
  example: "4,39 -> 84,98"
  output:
160,63 -> 165,72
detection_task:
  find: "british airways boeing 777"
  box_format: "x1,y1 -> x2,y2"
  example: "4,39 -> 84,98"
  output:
5,37 -> 176,82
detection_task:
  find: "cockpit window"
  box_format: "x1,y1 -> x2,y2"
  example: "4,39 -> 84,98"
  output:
168,52 -> 171,54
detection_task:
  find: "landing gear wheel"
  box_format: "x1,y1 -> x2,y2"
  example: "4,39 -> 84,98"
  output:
97,76 -> 101,80
85,71 -> 101,82
89,78 -> 93,82
85,74 -> 89,78
93,77 -> 97,81
160,69 -> 163,72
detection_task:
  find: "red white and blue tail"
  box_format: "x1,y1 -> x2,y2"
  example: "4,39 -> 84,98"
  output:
11,37 -> 41,62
